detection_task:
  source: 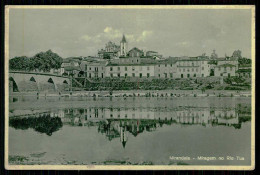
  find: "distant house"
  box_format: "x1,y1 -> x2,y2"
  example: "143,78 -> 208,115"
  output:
98,41 -> 120,59
217,57 -> 239,70
61,58 -> 82,77
128,47 -> 144,57
214,64 -> 236,77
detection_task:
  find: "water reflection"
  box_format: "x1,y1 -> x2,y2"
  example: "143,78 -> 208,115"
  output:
9,114 -> 63,136
9,103 -> 251,147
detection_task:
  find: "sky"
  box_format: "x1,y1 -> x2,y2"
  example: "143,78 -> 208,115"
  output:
9,7 -> 253,59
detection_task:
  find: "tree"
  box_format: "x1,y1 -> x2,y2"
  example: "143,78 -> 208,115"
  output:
9,56 -> 30,70
232,50 -> 242,59
9,50 -> 63,72
32,50 -> 63,71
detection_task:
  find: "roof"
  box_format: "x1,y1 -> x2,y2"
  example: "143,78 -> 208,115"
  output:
218,57 -> 238,61
216,64 -> 236,68
121,35 -> 127,43
106,62 -> 158,66
63,57 -> 81,63
146,51 -> 158,53
64,66 -> 81,71
236,69 -> 251,73
128,47 -> 143,53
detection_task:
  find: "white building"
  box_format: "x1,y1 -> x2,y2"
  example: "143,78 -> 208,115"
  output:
176,58 -> 211,78
214,64 -> 236,77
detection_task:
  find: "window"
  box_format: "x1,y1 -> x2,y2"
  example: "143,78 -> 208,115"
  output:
110,74 -> 113,78
202,67 -> 204,70
85,65 -> 88,71
110,67 -> 113,71
132,73 -> 135,77
230,67 -> 233,71
192,63 -> 194,66
137,59 -> 139,63
158,74 -> 160,78
187,74 -> 190,78
89,67 -> 91,71
202,74 -> 204,77
101,73 -> 104,78
147,73 -> 150,78
193,74 -> 196,77
164,73 -> 167,78
89,73 -> 91,78
159,65 -> 160,67
181,74 -> 183,78
139,73 -> 142,78
165,64 -> 167,67
117,67 -> 120,71
125,73 -> 127,78
117,73 -> 120,77
125,67 -> 127,71
171,64 -> 173,67
224,67 -> 227,71
220,73 -> 223,76
132,66 -> 135,71
187,69 -> 190,72
170,73 -> 173,78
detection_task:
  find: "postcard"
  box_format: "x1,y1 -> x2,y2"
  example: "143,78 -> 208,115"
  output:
5,5 -> 255,170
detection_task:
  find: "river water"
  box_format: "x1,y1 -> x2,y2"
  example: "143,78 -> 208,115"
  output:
8,96 -> 251,165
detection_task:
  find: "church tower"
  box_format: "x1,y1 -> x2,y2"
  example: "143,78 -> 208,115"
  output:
120,34 -> 128,57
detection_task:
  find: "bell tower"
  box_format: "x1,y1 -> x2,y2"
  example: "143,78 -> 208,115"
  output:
120,34 -> 127,57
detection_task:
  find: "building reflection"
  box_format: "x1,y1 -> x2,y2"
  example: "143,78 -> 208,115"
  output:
9,104 -> 251,147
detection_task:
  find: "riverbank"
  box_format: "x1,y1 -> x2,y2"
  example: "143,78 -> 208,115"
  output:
9,89 -> 252,98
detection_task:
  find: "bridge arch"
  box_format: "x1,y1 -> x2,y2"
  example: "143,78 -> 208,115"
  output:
30,76 -> 36,82
9,77 -> 19,92
46,77 -> 57,91
63,80 -> 68,84
47,78 -> 54,84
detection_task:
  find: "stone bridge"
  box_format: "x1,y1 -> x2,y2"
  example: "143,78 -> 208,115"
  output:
9,71 -> 71,92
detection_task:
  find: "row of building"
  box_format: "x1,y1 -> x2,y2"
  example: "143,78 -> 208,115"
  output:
58,35 -> 251,79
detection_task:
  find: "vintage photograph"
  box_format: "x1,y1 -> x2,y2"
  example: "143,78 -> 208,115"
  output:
5,6 -> 255,170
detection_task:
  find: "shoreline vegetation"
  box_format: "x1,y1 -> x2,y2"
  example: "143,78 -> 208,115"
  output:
10,89 -> 251,98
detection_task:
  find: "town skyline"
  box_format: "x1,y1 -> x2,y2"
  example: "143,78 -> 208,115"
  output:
9,8 -> 252,59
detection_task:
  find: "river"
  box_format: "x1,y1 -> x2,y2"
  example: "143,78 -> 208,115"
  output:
8,96 -> 251,165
